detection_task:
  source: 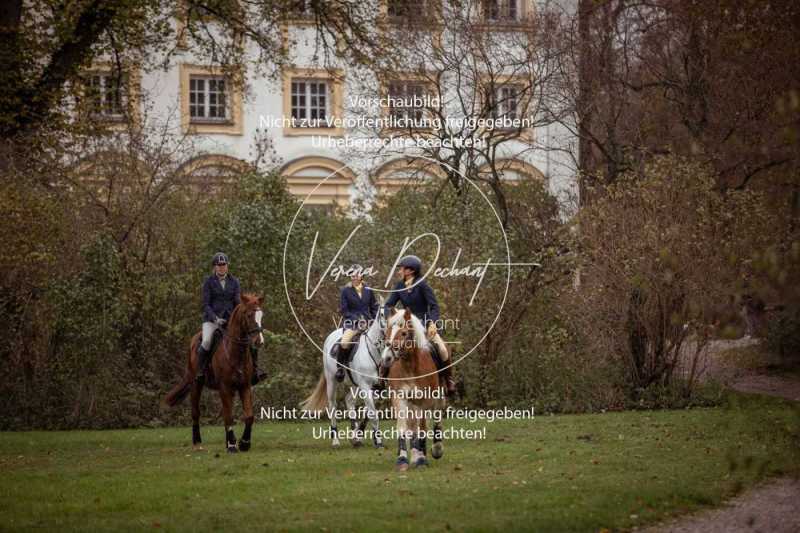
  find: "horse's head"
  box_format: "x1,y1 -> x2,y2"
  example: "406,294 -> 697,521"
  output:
382,308 -> 417,364
238,293 -> 265,347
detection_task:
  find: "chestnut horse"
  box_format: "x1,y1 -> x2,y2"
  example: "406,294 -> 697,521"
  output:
382,308 -> 446,471
164,293 -> 264,453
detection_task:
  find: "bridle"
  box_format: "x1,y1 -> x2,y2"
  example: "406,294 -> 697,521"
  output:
384,321 -> 413,361
357,311 -> 387,373
220,307 -> 263,347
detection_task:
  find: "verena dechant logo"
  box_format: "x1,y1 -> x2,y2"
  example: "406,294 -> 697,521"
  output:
282,156 -> 538,372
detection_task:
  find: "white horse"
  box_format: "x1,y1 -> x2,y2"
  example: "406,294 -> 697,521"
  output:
300,307 -> 387,447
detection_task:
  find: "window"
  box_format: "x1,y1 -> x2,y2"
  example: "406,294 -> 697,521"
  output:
189,76 -> 229,122
387,0 -> 425,18
288,0 -> 314,18
387,81 -> 428,128
282,68 -> 344,136
291,80 -> 329,127
483,0 -> 520,22
180,64 -> 242,135
490,84 -> 521,121
87,73 -> 126,120
386,0 -> 441,25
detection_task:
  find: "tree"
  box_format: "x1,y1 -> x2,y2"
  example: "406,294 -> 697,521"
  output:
0,0 -> 385,170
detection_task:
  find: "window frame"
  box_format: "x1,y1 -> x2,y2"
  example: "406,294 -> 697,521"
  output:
477,0 -> 533,28
290,78 -> 331,128
79,62 -> 141,128
282,68 -> 345,137
180,64 -> 243,135
386,79 -> 433,130
188,75 -> 231,124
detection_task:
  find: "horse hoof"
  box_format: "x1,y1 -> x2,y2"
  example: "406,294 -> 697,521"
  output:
332,439 -> 341,448
396,461 -> 409,472
227,445 -> 238,454
432,442 -> 443,459
192,444 -> 205,451
238,439 -> 251,452
414,457 -> 428,468
374,440 -> 385,449
351,440 -> 363,448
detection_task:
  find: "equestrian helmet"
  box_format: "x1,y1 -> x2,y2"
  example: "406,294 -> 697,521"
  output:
212,252 -> 229,266
398,255 -> 422,273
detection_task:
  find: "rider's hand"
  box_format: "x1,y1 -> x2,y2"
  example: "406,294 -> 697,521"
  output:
426,322 -> 437,340
215,317 -> 227,327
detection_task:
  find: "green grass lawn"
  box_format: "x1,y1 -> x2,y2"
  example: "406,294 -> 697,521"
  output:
1,392 -> 798,532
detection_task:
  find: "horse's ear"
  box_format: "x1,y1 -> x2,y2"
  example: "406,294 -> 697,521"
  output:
404,308 -> 411,320
257,295 -> 264,306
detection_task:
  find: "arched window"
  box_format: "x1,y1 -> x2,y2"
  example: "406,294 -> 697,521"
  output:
477,159 -> 546,183
372,157 -> 443,198
179,154 -> 250,194
280,156 -> 355,209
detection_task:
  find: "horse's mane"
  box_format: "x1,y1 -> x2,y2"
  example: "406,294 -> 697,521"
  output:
230,293 -> 260,323
388,309 -> 429,350
241,293 -> 260,305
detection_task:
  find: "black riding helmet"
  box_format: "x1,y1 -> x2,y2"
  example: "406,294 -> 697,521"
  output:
212,252 -> 229,266
398,255 -> 421,274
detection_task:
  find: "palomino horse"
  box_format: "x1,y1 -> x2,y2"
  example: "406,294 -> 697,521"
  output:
163,293 -> 264,453
300,306 -> 387,448
382,308 -> 446,471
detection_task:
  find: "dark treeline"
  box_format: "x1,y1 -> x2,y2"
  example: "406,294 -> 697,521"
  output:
1,0 -> 799,429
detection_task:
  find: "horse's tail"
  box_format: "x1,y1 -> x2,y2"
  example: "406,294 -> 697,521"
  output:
163,345 -> 195,407
163,371 -> 193,407
299,372 -> 328,413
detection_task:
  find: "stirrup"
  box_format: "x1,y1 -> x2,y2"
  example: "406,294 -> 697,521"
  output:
195,346 -> 210,383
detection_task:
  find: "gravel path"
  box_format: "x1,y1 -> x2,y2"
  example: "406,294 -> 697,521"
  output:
641,338 -> 800,533
642,478 -> 800,533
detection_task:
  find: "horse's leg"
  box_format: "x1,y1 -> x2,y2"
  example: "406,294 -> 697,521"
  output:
362,389 -> 383,448
220,387 -> 237,453
414,415 -> 428,468
237,386 -> 253,452
345,387 -> 363,447
326,369 -> 340,447
191,382 -> 203,448
432,400 -> 444,459
394,398 -> 410,471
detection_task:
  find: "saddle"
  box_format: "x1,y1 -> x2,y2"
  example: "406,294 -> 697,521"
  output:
429,341 -> 445,371
340,329 -> 364,362
201,328 -> 225,387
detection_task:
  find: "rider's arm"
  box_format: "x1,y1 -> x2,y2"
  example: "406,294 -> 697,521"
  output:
369,289 -> 380,319
422,282 -> 440,324
339,288 -> 355,325
233,277 -> 241,306
202,278 -> 217,322
383,284 -> 400,317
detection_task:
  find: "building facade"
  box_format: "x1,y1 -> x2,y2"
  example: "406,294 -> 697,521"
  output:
80,0 -> 578,211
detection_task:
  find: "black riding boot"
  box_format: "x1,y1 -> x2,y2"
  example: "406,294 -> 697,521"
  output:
195,345 -> 211,383
251,347 -> 267,386
333,343 -> 349,382
430,343 -> 457,398
372,361 -> 391,392
439,364 -> 457,398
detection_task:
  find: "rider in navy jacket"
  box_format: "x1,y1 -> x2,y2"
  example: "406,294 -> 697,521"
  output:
333,267 -> 379,382
196,253 -> 265,386
202,271 -> 241,323
380,255 -> 455,396
340,282 -> 379,330
382,277 -> 440,326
